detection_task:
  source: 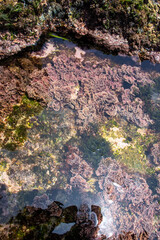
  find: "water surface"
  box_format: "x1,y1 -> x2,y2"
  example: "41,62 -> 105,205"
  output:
0,37 -> 160,239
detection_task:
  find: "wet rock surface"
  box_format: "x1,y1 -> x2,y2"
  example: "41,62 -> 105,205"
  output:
0,200 -> 151,240
0,201 -> 101,240
0,0 -> 160,62
0,152 -> 159,238
149,142 -> 160,172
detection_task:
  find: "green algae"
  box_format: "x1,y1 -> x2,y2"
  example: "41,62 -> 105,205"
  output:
0,0 -> 45,34
77,0 -> 160,48
0,160 -> 7,172
0,108 -> 77,193
0,95 -> 43,151
48,33 -> 69,41
99,118 -> 157,173
87,178 -> 97,193
1,202 -> 77,240
1,0 -> 159,52
0,1 -> 24,25
5,203 -> 63,240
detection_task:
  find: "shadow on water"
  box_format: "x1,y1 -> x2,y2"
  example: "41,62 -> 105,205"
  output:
79,133 -> 112,168
0,182 -> 98,222
1,32 -> 160,74
53,37 -> 160,72
146,175 -> 159,196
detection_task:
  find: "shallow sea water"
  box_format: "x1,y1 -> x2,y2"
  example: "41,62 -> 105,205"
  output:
0,38 -> 160,239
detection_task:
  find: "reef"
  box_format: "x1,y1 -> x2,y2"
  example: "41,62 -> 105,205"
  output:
0,0 -> 160,62
0,138 -> 159,239
0,160 -> 159,240
98,117 -> 159,173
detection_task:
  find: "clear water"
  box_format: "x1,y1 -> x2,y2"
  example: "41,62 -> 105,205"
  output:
0,38 -> 160,239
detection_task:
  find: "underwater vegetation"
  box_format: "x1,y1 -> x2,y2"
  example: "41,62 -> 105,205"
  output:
99,118 -> 158,173
0,95 -> 42,151
0,0 -> 24,26
0,0 -> 159,53
0,201 -> 102,240
0,107 -> 78,194
65,123 -> 112,168
0,100 -> 159,238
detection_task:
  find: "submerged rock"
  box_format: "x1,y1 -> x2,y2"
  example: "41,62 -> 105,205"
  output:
66,146 -> 93,179
0,200 -> 153,240
76,203 -> 98,227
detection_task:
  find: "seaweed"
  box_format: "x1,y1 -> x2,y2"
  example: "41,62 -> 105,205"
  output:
1,95 -> 43,151
99,118 -> 157,173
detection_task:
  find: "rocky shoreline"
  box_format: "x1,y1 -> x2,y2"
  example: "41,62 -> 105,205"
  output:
0,0 -> 160,62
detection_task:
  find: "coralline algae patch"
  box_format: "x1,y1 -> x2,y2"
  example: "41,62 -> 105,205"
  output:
98,119 -> 157,173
